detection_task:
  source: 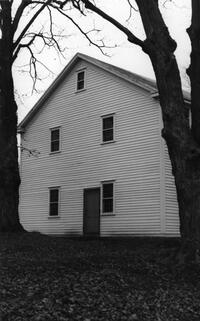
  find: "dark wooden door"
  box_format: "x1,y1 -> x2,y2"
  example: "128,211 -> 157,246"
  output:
83,188 -> 100,236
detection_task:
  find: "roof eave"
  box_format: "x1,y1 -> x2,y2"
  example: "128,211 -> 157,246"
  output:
18,53 -> 157,130
150,91 -> 190,106
18,53 -> 83,130
18,52 -> 190,130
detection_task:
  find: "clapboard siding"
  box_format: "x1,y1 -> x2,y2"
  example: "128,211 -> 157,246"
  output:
19,58 -> 175,236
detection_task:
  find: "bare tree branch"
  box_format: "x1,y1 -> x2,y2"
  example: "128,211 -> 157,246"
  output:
50,4 -> 112,54
25,41 -> 56,92
12,31 -> 37,61
53,0 -> 83,12
12,0 -> 32,35
13,0 -> 52,56
46,5 -> 63,53
79,0 -> 144,48
127,0 -> 138,11
126,0 -> 138,22
27,45 -> 38,90
19,144 -> 40,157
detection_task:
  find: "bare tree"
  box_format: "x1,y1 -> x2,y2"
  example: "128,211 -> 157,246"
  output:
68,0 -> 198,262
0,0 -> 106,232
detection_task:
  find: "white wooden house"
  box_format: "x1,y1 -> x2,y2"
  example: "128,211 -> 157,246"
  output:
18,52 -> 184,236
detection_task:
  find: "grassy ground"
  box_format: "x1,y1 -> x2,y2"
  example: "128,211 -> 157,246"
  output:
0,233 -> 200,321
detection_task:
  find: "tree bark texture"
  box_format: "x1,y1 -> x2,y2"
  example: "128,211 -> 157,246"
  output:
187,0 -> 200,144
81,0 -> 200,260
136,0 -> 200,261
0,1 -> 23,232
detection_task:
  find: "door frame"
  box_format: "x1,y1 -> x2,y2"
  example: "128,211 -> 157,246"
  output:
83,187 -> 100,236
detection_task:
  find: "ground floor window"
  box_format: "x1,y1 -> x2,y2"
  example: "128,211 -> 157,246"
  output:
101,181 -> 115,214
49,188 -> 60,216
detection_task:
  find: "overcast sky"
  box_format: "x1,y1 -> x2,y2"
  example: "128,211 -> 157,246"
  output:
14,0 -> 191,122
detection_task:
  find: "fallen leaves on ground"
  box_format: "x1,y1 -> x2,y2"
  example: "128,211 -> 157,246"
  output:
0,234 -> 200,321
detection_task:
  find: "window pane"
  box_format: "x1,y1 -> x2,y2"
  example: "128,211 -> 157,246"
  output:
77,71 -> 84,81
51,129 -> 60,152
103,199 -> 113,213
77,80 -> 84,90
51,140 -> 59,152
50,203 -> 58,216
77,71 -> 85,90
51,129 -> 59,141
103,129 -> 113,142
103,117 -> 113,130
103,183 -> 113,198
50,189 -> 59,202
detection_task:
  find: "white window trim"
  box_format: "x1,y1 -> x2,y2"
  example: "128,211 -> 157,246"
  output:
50,126 -> 61,154
48,187 -> 61,218
75,68 -> 87,92
101,113 -> 115,144
101,180 -> 115,216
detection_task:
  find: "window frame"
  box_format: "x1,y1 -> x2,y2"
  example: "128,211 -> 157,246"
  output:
76,69 -> 86,92
101,181 -> 115,215
48,187 -> 60,218
50,127 -> 61,154
101,114 -> 115,144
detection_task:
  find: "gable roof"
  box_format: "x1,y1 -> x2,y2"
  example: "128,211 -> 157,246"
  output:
18,52 -> 190,131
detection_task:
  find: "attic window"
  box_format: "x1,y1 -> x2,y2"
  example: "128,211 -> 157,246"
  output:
76,70 -> 85,91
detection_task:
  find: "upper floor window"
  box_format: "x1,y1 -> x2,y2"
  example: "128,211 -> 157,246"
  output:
50,127 -> 60,153
102,114 -> 114,143
102,181 -> 115,215
49,188 -> 60,217
76,70 -> 85,91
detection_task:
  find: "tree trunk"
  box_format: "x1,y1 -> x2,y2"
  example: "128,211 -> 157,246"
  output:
136,0 -> 200,262
153,57 -> 200,262
83,0 -> 200,261
0,1 -> 24,232
187,0 -> 200,145
180,0 -> 200,261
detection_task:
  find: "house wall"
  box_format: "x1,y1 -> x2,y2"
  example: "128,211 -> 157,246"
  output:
19,59 -> 179,236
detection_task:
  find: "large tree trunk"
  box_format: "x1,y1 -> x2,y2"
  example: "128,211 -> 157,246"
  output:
157,59 -> 200,262
153,57 -> 200,261
187,0 -> 200,145
0,1 -> 24,232
82,0 -> 200,261
136,0 -> 200,262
